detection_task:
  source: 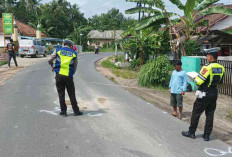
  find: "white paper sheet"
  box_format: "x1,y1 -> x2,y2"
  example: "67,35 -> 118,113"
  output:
187,71 -> 199,80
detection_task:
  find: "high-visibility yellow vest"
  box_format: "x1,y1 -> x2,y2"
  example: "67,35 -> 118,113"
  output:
194,61 -> 225,91
54,47 -> 77,77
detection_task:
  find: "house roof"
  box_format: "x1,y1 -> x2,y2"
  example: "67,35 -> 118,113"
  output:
174,4 -> 232,34
88,30 -> 124,40
0,18 -> 46,37
173,30 -> 232,45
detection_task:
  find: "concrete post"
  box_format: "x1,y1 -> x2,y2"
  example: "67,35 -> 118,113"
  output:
12,20 -> 18,41
36,23 -> 41,40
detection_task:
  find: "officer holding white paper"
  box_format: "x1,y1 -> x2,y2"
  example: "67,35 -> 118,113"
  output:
182,48 -> 225,141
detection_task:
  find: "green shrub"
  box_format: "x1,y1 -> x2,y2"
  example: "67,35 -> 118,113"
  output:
184,40 -> 200,56
130,58 -> 140,69
138,55 -> 171,87
0,61 -> 7,66
101,59 -> 117,69
112,69 -> 137,79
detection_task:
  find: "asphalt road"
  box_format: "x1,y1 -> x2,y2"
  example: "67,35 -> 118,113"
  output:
0,52 -> 231,157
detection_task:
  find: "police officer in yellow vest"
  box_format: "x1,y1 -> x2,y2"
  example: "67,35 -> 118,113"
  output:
182,48 -> 225,141
48,40 -> 83,117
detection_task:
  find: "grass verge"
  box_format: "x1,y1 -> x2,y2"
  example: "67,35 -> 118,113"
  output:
101,56 -> 138,80
101,59 -> 117,69
112,69 -> 137,79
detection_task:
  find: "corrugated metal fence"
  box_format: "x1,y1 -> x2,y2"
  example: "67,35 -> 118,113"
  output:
200,58 -> 232,96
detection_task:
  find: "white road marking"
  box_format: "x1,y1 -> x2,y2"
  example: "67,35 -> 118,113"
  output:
87,113 -> 103,117
204,147 -> 232,156
39,107 -> 72,116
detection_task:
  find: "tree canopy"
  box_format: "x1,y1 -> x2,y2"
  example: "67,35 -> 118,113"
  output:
1,0 -> 135,41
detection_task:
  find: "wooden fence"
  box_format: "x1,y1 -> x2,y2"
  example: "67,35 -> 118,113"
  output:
201,58 -> 232,96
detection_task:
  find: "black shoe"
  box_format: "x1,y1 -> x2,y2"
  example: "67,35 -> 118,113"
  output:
202,134 -> 210,141
74,111 -> 83,116
60,112 -> 67,117
181,131 -> 196,139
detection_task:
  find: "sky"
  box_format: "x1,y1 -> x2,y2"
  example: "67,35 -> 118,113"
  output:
41,0 -> 231,19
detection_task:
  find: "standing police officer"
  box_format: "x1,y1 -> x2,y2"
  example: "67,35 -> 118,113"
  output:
182,48 -> 225,141
48,40 -> 83,117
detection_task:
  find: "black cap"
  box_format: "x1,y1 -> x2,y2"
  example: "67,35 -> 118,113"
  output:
175,61 -> 182,66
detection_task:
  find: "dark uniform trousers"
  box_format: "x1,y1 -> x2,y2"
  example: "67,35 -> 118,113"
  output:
55,74 -> 80,113
189,92 -> 217,135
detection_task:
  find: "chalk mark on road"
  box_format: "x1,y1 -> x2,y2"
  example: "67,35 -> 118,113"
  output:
39,107 -> 72,116
204,147 -> 232,156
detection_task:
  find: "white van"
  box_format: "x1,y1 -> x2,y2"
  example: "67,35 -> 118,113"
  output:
19,39 -> 46,58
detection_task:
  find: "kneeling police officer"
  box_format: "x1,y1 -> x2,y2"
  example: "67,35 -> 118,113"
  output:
48,40 -> 83,117
182,48 -> 225,141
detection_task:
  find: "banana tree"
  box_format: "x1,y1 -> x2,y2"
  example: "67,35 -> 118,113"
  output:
126,0 -> 182,58
122,26 -> 170,65
126,0 -> 232,57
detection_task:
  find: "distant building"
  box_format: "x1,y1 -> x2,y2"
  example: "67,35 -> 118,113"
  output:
87,30 -> 124,47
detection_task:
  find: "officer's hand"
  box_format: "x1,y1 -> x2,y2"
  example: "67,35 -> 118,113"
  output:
168,89 -> 171,93
181,92 -> 185,96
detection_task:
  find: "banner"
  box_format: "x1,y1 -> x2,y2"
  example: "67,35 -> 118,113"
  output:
3,13 -> 13,34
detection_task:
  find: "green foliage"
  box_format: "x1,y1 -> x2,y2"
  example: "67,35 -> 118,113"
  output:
0,61 -> 7,66
125,0 -> 232,58
184,40 -> 200,56
225,28 -> 232,35
112,69 -> 137,79
99,48 -> 115,52
130,58 -> 140,69
101,60 -> 117,69
199,6 -> 232,16
122,28 -> 170,66
118,55 -> 125,62
138,55 -> 171,87
38,1 -> 87,38
88,8 -> 136,31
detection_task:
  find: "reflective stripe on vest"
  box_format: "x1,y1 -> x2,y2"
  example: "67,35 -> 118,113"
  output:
55,48 -> 77,77
194,63 -> 225,87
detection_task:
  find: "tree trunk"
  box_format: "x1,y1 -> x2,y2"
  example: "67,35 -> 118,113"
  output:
164,9 -> 181,59
140,52 -> 145,65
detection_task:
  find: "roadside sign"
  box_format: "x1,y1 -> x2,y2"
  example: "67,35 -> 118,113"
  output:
3,13 -> 13,34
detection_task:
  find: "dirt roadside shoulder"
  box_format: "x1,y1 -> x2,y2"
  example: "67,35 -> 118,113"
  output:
0,56 -> 48,86
96,57 -> 232,146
